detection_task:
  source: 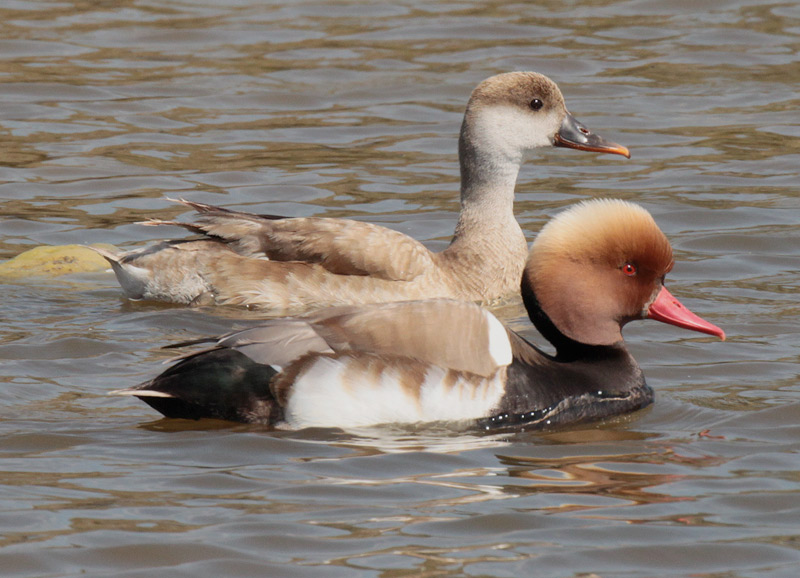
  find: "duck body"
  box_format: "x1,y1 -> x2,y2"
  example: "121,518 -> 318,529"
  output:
96,72 -> 629,311
96,202 -> 530,309
114,199 -> 724,430
124,319 -> 652,431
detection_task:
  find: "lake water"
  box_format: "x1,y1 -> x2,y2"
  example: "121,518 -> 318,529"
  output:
1,1 -> 799,576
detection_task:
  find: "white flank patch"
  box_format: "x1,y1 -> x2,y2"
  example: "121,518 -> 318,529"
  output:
417,366 -> 505,422
283,355 -> 506,429
284,357 -> 419,429
484,311 -> 513,367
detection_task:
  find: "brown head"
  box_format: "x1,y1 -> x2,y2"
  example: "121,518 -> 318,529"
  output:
525,199 -> 724,347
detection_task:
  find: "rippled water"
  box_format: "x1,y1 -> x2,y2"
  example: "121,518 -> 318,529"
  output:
1,1 -> 799,576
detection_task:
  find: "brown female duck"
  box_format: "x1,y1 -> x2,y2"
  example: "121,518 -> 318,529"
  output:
95,72 -> 629,310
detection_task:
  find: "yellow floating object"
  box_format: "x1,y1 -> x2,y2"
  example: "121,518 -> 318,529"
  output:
0,244 -> 116,278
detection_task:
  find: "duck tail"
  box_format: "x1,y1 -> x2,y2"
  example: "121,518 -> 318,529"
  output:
86,245 -> 153,300
111,348 -> 282,424
88,246 -> 121,265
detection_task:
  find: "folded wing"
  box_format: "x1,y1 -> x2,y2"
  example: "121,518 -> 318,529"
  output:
177,299 -> 512,378
146,200 -> 436,281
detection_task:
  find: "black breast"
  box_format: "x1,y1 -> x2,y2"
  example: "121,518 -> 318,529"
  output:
479,339 -> 653,431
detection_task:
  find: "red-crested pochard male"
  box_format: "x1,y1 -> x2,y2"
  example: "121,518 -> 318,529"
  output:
112,199 -> 724,430
94,72 -> 629,311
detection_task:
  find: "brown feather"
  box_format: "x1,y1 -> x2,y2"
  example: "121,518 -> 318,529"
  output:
305,300 -> 509,377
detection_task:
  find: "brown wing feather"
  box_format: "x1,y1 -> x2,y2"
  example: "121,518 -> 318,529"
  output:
180,299 -> 509,379
166,321 -> 335,367
256,218 -> 435,281
160,201 -> 435,281
215,323 -> 333,366
306,299 -> 510,377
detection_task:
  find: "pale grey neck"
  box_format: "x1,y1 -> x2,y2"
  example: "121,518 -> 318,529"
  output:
453,125 -> 523,240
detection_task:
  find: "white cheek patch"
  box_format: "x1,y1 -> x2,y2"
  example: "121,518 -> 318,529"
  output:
472,105 -> 560,158
282,355 -> 507,429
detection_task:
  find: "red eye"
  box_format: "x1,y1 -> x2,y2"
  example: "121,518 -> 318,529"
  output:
622,263 -> 637,276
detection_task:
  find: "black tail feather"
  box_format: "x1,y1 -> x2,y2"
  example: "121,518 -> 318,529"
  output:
135,348 -> 281,424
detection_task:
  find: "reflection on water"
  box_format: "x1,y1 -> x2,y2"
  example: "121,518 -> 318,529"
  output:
1,0 -> 799,576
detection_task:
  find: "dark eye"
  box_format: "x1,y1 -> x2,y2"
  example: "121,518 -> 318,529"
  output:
622,263 -> 637,277
529,98 -> 543,111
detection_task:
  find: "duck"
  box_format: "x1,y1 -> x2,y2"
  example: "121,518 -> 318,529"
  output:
94,72 -> 629,311
112,198 -> 725,430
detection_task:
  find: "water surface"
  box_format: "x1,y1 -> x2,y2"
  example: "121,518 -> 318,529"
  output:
1,1 -> 799,576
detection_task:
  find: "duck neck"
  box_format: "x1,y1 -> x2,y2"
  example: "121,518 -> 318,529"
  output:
451,123 -> 523,243
479,282 -> 651,430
